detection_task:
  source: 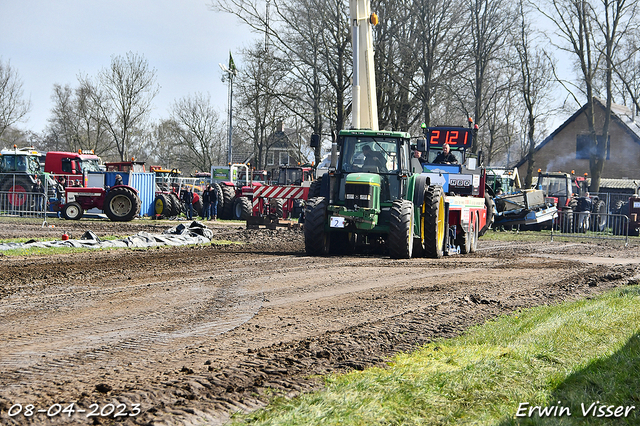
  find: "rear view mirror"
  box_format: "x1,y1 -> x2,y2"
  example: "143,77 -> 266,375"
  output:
417,137 -> 426,152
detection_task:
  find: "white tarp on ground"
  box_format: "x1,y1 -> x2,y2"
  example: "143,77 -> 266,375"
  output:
0,221 -> 214,251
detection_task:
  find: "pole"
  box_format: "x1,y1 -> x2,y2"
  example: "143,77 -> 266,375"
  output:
227,72 -> 233,165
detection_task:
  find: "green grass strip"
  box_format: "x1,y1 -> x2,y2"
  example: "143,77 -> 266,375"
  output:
234,286 -> 640,425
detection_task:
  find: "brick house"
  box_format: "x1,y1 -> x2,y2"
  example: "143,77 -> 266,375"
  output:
517,98 -> 640,180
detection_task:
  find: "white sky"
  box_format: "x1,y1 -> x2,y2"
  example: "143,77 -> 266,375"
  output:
1,0 -> 255,134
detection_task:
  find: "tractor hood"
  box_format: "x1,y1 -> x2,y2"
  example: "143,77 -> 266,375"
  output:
345,173 -> 381,186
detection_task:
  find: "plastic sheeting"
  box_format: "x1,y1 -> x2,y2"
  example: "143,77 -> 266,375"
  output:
0,221 -> 214,251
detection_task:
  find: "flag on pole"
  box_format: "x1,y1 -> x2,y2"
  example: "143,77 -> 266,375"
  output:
229,51 -> 237,75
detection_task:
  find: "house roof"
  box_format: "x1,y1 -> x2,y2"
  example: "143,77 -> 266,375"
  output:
515,98 -> 640,168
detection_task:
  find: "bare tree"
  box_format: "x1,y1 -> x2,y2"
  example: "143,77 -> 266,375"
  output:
169,93 -> 227,172
537,0 -> 637,191
465,0 -> 513,153
513,0 -> 556,186
409,0 -> 468,129
79,52 -> 159,161
45,83 -> 112,155
0,59 -> 31,142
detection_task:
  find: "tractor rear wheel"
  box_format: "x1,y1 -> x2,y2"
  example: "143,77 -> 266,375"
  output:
104,187 -> 141,222
220,185 -> 236,220
211,183 -> 223,214
423,185 -> 445,259
154,193 -> 173,217
169,193 -> 181,216
193,197 -> 203,217
269,198 -> 285,218
591,199 -> 607,232
232,196 -> 252,220
1,175 -> 34,210
469,214 -> 478,253
62,202 -> 83,220
458,222 -> 472,254
304,197 -> 330,255
479,192 -> 495,236
388,199 -> 414,259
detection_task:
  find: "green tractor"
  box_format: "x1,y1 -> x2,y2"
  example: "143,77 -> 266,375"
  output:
304,130 -> 446,259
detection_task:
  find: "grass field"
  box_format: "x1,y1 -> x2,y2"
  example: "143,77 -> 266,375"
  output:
233,286 -> 640,425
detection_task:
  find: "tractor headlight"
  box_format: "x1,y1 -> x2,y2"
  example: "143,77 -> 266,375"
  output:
346,194 -> 355,199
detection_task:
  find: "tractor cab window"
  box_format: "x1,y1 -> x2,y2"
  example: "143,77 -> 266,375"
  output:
340,137 -> 399,174
538,177 -> 568,197
80,159 -> 101,173
426,148 -> 464,164
1,155 -> 16,172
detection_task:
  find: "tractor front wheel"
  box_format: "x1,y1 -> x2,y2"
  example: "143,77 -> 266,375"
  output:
304,197 -> 330,255
388,199 -> 414,259
62,202 -> 84,220
104,187 -> 141,222
232,196 -> 252,220
423,185 -> 445,259
154,193 -> 173,217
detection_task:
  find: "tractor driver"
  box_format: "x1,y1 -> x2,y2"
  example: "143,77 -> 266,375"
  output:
362,144 -> 388,172
433,143 -> 458,164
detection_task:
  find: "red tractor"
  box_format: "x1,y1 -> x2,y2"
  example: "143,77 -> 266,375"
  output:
536,170 -> 607,232
60,184 -> 141,221
151,166 -> 202,218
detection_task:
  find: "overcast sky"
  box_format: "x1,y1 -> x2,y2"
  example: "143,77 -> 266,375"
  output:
1,0 -> 255,135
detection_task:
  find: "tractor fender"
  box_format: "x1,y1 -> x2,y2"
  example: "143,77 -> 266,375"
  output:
111,184 -> 138,194
412,174 -> 430,210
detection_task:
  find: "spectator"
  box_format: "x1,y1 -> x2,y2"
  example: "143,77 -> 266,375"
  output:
56,176 -> 67,218
202,185 -> 211,220
32,178 -> 46,215
114,174 -> 123,187
433,143 -> 458,164
209,185 -> 218,221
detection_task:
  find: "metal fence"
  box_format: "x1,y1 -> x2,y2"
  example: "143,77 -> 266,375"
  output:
0,173 -> 52,225
550,210 -> 629,246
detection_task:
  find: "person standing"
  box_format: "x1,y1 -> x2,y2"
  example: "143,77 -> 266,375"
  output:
55,176 -> 67,218
32,178 -> 46,215
202,185 -> 211,220
209,185 -> 218,221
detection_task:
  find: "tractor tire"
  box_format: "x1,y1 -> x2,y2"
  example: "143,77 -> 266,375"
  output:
469,213 -> 479,253
304,197 -> 330,256
457,222 -> 472,254
308,179 -> 321,199
104,187 -> 141,222
211,183 -> 223,214
169,193 -> 182,216
559,208 -> 574,233
423,185 -> 446,259
220,185 -> 236,220
232,196 -> 252,220
479,192 -> 495,236
388,199 -> 414,259
1,175 -> 34,210
193,197 -> 203,217
269,198 -> 285,218
591,199 -> 607,232
611,201 -> 627,235
154,193 -> 173,217
62,202 -> 84,220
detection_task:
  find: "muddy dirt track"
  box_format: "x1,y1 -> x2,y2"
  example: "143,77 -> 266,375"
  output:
0,218 -> 639,425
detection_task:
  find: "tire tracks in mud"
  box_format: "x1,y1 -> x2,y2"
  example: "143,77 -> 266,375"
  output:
0,225 -> 638,425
